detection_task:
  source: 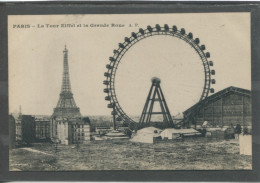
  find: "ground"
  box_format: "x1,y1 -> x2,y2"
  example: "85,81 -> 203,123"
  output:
9,138 -> 252,171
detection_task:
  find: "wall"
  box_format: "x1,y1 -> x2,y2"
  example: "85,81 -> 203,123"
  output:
15,117 -> 22,142
71,123 -> 90,144
35,120 -> 50,140
191,92 -> 251,127
21,115 -> 36,144
54,117 -> 91,145
9,115 -> 16,148
57,121 -> 69,145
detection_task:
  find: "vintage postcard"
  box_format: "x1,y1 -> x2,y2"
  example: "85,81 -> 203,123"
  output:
8,13 -> 252,171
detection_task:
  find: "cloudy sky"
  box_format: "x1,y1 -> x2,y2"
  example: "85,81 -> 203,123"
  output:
8,13 -> 250,116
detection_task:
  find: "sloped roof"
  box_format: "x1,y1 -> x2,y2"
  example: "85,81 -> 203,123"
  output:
137,127 -> 161,134
161,128 -> 200,134
184,86 -> 251,114
10,113 -> 20,121
131,127 -> 161,144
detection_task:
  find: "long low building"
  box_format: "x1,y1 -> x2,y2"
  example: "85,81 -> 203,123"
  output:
183,86 -> 251,128
9,114 -> 52,146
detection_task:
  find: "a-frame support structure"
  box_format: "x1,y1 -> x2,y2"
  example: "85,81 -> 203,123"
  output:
139,77 -> 175,128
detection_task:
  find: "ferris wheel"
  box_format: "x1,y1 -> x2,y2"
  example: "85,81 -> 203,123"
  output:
103,24 -> 215,124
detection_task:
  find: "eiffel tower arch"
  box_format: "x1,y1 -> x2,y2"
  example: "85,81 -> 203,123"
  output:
139,77 -> 175,128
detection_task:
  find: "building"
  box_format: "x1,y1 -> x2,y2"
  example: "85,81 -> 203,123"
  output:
9,115 -> 16,149
35,116 -> 50,141
50,46 -> 90,145
183,86 -> 251,128
54,117 -> 91,144
14,114 -> 22,142
9,113 -> 52,146
13,115 -> 36,144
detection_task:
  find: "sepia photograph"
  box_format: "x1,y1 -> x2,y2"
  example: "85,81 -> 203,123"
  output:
8,13 -> 252,171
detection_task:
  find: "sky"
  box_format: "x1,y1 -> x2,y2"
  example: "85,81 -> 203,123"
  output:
8,13 -> 251,116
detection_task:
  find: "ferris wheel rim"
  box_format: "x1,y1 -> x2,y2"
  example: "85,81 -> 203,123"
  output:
104,24 -> 215,124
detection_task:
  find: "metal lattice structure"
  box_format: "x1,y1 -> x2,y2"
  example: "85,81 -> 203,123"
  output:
139,77 -> 174,128
53,45 -> 81,118
104,24 -> 216,125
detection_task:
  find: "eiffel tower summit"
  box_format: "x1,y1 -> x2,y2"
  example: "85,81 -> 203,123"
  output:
52,45 -> 81,118
50,45 -> 90,145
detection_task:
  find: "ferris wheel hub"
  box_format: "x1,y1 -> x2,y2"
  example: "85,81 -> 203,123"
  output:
151,77 -> 161,83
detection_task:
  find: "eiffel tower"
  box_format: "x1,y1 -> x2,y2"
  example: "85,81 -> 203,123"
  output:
139,77 -> 174,128
52,45 -> 81,118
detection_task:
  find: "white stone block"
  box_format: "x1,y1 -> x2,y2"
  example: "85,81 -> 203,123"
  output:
239,134 -> 252,155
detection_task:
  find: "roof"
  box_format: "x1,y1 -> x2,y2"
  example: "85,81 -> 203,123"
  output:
183,86 -> 251,114
131,127 -> 161,144
34,115 -> 51,121
55,117 -> 91,124
161,128 -> 200,134
137,127 -> 161,134
206,127 -> 228,132
10,113 -> 21,121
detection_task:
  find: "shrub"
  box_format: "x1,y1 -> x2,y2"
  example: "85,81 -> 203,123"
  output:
235,124 -> 242,134
243,126 -> 249,135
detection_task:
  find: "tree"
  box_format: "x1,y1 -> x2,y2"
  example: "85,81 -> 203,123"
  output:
235,124 -> 242,134
243,126 -> 249,135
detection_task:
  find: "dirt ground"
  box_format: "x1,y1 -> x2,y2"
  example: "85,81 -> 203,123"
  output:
9,138 -> 252,171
